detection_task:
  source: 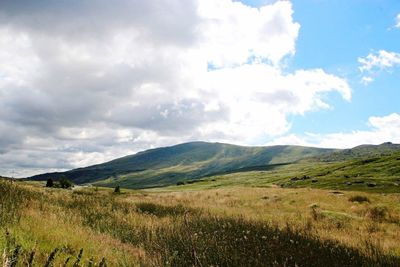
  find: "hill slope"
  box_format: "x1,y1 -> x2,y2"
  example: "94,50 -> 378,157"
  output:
170,150 -> 400,193
29,141 -> 333,188
29,141 -> 400,189
314,142 -> 400,162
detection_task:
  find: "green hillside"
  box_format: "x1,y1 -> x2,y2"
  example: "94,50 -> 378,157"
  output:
162,150 -> 400,193
29,142 -> 333,188
29,141 -> 400,190
315,142 -> 400,161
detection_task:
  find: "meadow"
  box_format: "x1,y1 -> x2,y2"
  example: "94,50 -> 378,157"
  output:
1,178 -> 399,266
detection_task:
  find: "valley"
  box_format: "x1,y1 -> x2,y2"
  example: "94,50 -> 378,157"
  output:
2,141 -> 400,266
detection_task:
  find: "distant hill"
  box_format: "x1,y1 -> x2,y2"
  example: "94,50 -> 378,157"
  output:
29,141 -> 334,188
313,142 -> 400,162
28,141 -> 400,189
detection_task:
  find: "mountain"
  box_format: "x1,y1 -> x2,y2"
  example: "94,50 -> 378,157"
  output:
29,141 -> 400,189
313,142 -> 400,162
29,141 -> 334,188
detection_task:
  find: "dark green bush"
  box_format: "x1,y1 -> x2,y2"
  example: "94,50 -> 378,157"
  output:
348,195 -> 370,203
59,177 -> 73,189
46,178 -> 54,187
114,185 -> 121,193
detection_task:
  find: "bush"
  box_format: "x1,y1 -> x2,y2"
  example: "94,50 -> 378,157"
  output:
114,185 -> 121,193
348,195 -> 370,203
59,177 -> 73,189
367,206 -> 388,222
46,178 -> 54,187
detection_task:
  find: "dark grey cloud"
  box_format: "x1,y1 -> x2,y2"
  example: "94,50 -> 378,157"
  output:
108,99 -> 229,134
0,0 -> 200,46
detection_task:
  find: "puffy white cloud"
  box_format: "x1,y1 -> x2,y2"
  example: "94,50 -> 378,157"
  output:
267,113 -> 400,149
395,14 -> 400,28
197,0 -> 300,67
358,50 -> 400,84
0,0 -> 352,176
198,65 -> 350,142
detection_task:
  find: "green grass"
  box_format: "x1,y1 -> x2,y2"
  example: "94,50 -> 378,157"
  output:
157,151 -> 400,193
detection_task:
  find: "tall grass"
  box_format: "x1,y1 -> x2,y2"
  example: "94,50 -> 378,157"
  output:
1,237 -> 107,267
55,192 -> 400,266
1,180 -> 399,266
150,215 -> 400,266
0,180 -> 29,225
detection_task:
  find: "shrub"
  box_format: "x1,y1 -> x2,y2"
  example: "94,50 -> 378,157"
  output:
114,185 -> 121,193
46,178 -> 54,187
59,177 -> 73,189
348,195 -> 370,203
367,206 -> 388,222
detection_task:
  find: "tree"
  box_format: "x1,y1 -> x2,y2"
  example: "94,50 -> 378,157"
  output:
46,178 -> 54,187
59,177 -> 73,189
114,185 -> 121,194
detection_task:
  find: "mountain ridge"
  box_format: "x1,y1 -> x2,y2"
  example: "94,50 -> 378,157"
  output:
28,141 -> 400,189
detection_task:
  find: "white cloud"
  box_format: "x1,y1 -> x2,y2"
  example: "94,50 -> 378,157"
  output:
360,76 -> 374,85
0,0 -> 352,176
267,113 -> 400,149
395,14 -> 400,28
358,50 -> 400,84
198,65 -> 350,142
198,0 -> 300,67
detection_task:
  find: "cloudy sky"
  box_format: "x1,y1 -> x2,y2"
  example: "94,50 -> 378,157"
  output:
1,0 -> 399,177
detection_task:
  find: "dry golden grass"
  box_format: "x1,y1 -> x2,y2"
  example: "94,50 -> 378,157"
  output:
132,186 -> 400,255
1,179 -> 399,266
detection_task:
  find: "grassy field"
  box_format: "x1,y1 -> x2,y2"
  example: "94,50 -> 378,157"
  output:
161,151 -> 400,193
1,178 -> 399,266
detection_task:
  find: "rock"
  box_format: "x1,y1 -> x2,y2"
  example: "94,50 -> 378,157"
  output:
301,175 -> 310,180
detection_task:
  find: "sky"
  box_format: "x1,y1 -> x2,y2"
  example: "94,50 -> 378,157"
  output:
0,0 -> 399,177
